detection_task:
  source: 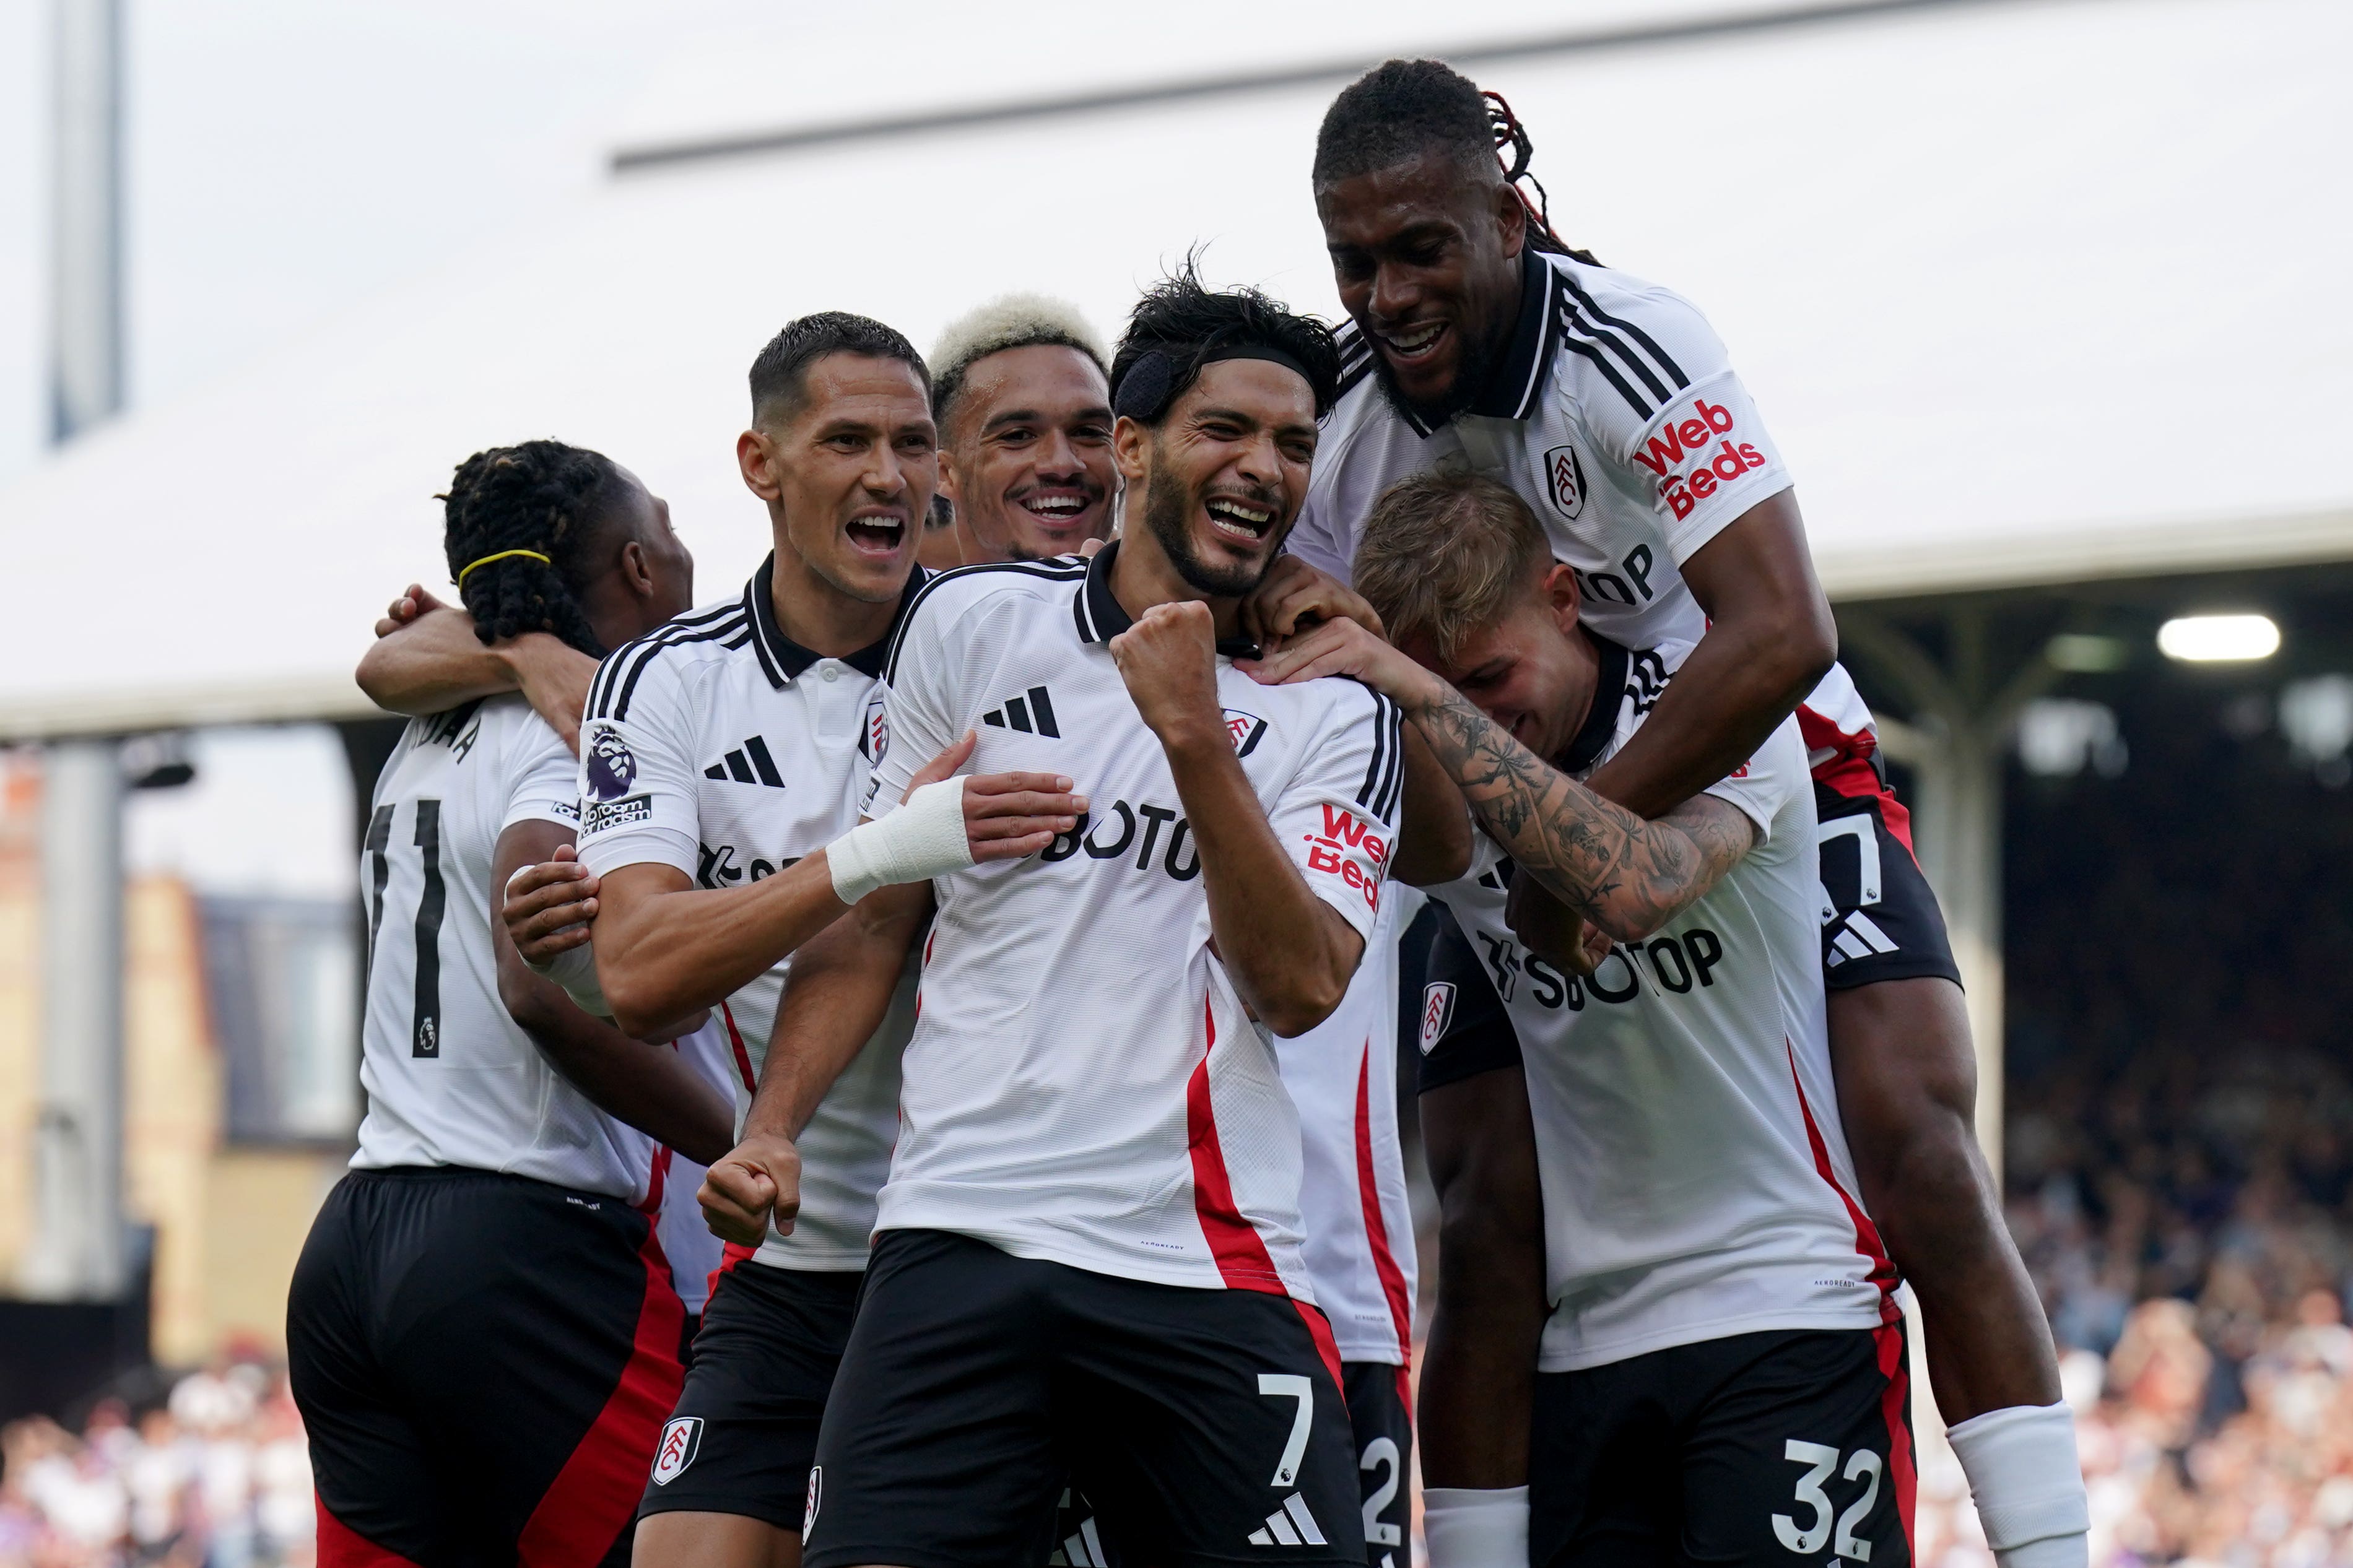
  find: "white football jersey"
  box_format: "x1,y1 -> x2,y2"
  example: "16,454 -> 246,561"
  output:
352,695 -> 663,1203
574,556 -> 920,1271
865,545 -> 1401,1301
1434,637 -> 1897,1372
1290,246 -> 1885,770
1279,888 -> 1419,1365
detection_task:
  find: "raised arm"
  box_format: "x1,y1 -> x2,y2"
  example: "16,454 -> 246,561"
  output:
1578,492 -> 1833,818
698,881 -> 933,1246
1243,617 -> 1754,944
356,586 -> 601,750
586,734 -> 1084,1039
490,819 -> 734,1164
1112,600 -> 1367,1036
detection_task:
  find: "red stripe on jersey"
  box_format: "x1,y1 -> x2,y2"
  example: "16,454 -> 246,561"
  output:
1354,1042 -> 1416,1386
720,1003 -> 756,1093
1799,704 -> 1918,853
1184,997 -> 1287,1294
313,1497 -> 424,1568
515,1215 -> 685,1568
1785,1039 -> 1901,1316
1788,1039 -> 1916,1549
1294,1298 -> 1347,1394
638,1146 -> 673,1217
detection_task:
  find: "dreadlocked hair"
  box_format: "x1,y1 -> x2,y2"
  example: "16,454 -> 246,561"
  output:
1110,256 -> 1344,424
1484,89 -> 1599,266
439,440 -> 632,659
1314,59 -> 1599,266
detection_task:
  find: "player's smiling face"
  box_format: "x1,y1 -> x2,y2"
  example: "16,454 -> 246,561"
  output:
943,344 -> 1115,561
1317,150 -> 1525,420
759,352 -> 938,604
1406,566 -> 1597,766
1116,358 -> 1318,600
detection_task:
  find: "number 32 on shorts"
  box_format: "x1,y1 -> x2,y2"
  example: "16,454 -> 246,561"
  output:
1772,1440 -> 1882,1559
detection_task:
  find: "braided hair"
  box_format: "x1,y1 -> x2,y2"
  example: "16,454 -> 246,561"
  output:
1314,59 -> 1599,265
439,440 -> 634,658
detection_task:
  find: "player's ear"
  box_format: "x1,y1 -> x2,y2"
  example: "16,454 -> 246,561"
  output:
1539,560 -> 1581,634
736,427 -> 783,503
616,539 -> 656,602
937,446 -> 964,509
1494,180 -> 1526,261
1111,415 -> 1152,488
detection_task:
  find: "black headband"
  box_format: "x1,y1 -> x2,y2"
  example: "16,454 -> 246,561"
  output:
1111,344 -> 1319,423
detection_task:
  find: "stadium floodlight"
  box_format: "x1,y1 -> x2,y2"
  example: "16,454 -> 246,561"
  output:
2156,613 -> 2279,663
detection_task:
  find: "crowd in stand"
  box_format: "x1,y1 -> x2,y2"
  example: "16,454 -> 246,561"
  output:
0,1355 -> 311,1568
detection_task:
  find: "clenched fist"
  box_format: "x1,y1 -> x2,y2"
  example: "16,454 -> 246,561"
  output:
1110,600 -> 1223,750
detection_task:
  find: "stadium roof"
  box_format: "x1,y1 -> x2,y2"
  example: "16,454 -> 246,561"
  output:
1,0 -> 2346,739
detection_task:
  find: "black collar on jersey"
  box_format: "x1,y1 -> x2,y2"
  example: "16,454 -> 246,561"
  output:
1394,246 -> 1561,440
1071,540 -> 1262,661
744,552 -> 929,687
1557,631 -> 1630,775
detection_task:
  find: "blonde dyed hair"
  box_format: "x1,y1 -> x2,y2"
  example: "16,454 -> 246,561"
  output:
1352,469 -> 1555,662
928,293 -> 1110,437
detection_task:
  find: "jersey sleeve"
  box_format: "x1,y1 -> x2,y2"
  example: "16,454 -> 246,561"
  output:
1571,287 -> 1792,567
1266,683 -> 1407,945
863,597 -> 967,821
497,716 -> 583,836
1696,713 -> 1807,844
1283,483 -> 1353,581
573,651 -> 702,878
1416,901 -> 1522,1096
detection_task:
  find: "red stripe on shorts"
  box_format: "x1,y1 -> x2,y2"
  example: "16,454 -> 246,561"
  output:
514,1214 -> 687,1568
313,1497 -> 424,1568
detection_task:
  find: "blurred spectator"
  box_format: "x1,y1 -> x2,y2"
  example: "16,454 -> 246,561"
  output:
0,1354 -> 308,1568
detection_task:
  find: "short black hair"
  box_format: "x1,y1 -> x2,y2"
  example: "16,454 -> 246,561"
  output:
440,440 -> 636,658
748,311 -> 929,427
1108,261 -> 1342,427
1312,58 -> 1497,188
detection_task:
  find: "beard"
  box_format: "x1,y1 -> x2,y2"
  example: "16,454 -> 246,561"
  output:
1368,316 -> 1498,429
1141,462 -> 1276,600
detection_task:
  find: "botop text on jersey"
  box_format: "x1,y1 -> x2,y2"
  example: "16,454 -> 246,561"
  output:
573,556 -> 920,1270
864,544 -> 1403,1300
354,695 -> 663,1203
1434,637 -> 1897,1372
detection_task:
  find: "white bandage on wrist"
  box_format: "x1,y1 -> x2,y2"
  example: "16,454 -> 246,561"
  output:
1421,1486 -> 1529,1568
825,778 -> 975,906
1946,1402 -> 2090,1568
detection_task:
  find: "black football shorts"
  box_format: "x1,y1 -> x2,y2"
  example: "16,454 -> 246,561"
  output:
802,1228 -> 1365,1568
637,1257 -> 861,1530
1531,1323 -> 1915,1568
1812,770 -> 1962,991
289,1166 -> 684,1568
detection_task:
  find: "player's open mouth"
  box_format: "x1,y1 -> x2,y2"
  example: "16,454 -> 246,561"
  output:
1376,319 -> 1446,363
845,514 -> 907,555
1203,496 -> 1276,544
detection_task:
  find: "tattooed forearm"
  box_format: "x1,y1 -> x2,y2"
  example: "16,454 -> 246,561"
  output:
1403,683 -> 1753,941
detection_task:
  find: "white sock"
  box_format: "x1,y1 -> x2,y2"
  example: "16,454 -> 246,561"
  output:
1946,1401 -> 2090,1568
1422,1486 -> 1529,1568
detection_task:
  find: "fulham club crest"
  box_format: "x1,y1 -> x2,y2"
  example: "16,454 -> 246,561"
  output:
650,1416 -> 702,1486
1544,443 -> 1587,520
802,1466 -> 823,1544
1418,982 -> 1456,1055
861,691 -> 889,764
1221,708 -> 1268,758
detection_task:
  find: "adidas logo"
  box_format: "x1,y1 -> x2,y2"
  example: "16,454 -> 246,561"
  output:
1826,909 -> 1899,966
1246,1494 -> 1327,1548
703,735 -> 786,787
982,685 -> 1061,738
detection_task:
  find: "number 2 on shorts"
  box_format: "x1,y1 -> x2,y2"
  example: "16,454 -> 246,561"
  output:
1257,1374 -> 1313,1486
